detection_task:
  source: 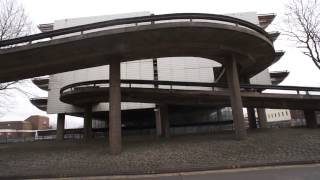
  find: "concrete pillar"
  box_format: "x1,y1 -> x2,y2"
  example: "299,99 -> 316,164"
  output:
56,113 -> 65,141
247,108 -> 257,129
257,108 -> 268,128
109,60 -> 122,154
155,106 -> 162,137
155,104 -> 170,138
83,105 -> 93,140
304,109 -> 317,128
217,109 -> 222,121
225,55 -> 247,140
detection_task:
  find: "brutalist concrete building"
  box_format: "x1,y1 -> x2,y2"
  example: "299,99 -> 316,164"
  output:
30,11 -> 286,135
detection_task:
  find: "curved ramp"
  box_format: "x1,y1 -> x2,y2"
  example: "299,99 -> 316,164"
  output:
0,13 -> 274,82
60,80 -> 320,110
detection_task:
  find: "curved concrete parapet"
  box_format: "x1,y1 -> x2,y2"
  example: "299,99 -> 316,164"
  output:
0,13 -> 274,83
32,77 -> 49,91
270,71 -> 290,85
29,97 -> 48,111
59,79 -> 320,110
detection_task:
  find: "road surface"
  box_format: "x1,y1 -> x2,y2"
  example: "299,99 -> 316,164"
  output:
34,163 -> 320,180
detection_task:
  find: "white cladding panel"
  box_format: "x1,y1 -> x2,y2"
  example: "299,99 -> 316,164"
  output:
250,69 -> 272,85
48,12 -> 154,114
158,57 -> 219,90
54,11 -> 151,30
226,12 -> 260,25
48,60 -> 155,114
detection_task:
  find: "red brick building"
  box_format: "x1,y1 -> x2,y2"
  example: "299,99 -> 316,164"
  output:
0,116 -> 49,138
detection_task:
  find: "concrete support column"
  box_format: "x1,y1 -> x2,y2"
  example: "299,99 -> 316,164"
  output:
56,113 -> 65,141
83,105 -> 93,140
155,106 -> 162,137
257,108 -> 268,128
155,104 -> 170,138
247,108 -> 257,129
217,109 -> 222,121
304,109 -> 317,128
225,55 -> 247,140
109,60 -> 122,154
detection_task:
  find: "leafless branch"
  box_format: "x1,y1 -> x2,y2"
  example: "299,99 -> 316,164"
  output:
283,0 -> 320,70
0,0 -> 32,116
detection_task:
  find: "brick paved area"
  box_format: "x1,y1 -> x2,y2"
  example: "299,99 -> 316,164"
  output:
0,128 -> 319,179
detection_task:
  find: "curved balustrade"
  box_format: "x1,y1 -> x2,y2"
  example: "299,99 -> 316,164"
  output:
0,13 -> 270,48
60,79 -> 320,96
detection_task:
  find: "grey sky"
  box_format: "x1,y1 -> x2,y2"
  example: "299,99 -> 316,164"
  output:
1,0 -> 319,127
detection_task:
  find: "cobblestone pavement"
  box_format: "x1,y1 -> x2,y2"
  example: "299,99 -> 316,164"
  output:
0,128 -> 319,179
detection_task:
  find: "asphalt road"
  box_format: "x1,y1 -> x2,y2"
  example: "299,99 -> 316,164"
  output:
35,163 -> 320,180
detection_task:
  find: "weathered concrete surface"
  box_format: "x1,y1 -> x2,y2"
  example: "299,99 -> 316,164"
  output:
257,108 -> 268,128
159,104 -> 170,138
109,60 -> 122,154
56,113 -> 65,141
247,108 -> 257,129
0,128 -> 319,179
60,87 -> 320,110
0,22 -> 274,82
83,106 -> 93,140
225,55 -> 246,139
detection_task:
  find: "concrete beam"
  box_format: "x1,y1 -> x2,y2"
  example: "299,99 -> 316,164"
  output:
83,105 -> 93,140
109,60 -> 122,154
257,108 -> 268,128
247,108 -> 257,129
304,110 -> 318,128
56,113 -> 65,141
225,55 -> 247,140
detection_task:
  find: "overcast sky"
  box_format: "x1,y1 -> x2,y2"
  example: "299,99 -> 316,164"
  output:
1,0 -> 319,127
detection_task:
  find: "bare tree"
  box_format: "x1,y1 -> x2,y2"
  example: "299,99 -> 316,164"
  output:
0,0 -> 32,116
0,0 -> 31,40
284,0 -> 320,70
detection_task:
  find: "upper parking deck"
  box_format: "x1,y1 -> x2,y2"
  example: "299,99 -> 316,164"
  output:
0,13 -> 274,83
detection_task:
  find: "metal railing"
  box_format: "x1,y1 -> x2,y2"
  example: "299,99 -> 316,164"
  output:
0,13 -> 270,48
60,79 -> 320,96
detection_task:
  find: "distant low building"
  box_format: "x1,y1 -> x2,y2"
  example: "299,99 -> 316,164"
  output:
0,116 -> 49,138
